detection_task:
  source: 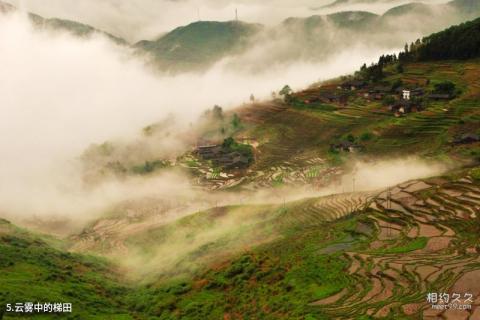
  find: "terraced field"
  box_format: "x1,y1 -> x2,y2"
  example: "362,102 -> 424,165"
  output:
71,188 -> 376,279
278,192 -> 374,228
113,168 -> 479,319
310,173 -> 480,319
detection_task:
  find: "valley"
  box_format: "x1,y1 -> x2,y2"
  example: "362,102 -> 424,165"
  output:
0,1 -> 480,319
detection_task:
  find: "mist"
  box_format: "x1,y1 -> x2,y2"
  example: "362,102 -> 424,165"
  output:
87,156 -> 448,280
0,12 -> 391,228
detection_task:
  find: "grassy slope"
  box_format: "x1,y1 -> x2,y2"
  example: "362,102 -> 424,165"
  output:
0,219 -> 133,319
122,168 -> 480,319
2,166 -> 480,318
135,21 -> 261,70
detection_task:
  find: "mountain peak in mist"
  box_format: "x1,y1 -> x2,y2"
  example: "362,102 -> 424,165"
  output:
0,0 -> 14,13
0,1 -> 127,44
382,2 -> 434,17
135,20 -> 263,71
319,0 -> 401,10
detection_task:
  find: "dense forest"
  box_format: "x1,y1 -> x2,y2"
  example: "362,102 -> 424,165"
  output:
413,16 -> 480,61
356,16 -> 480,82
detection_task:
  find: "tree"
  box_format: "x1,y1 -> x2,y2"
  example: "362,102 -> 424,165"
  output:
360,132 -> 373,141
391,79 -> 403,91
396,63 -> 404,73
434,81 -> 456,94
382,95 -> 395,106
212,105 -> 223,119
250,94 -> 255,102
231,113 -> 241,129
222,137 -> 235,148
279,85 -> 292,96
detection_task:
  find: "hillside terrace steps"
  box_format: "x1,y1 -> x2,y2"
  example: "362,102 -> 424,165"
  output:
305,173 -> 480,318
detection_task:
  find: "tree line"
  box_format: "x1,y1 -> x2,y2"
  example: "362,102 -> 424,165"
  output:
356,16 -> 480,82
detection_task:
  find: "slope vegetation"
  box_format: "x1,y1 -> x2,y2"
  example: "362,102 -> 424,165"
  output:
135,21 -> 262,71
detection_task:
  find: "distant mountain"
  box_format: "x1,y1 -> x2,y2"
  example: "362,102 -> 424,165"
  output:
29,14 -> 127,45
0,0 -> 14,13
2,0 -> 478,74
0,1 -> 127,44
284,11 -> 379,30
448,0 -> 480,18
135,21 -> 262,71
320,0 -> 400,10
382,2 -> 434,17
376,1 -> 473,35
270,1 -> 477,66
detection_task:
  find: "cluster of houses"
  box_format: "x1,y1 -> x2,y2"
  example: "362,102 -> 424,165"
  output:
339,80 -> 367,91
291,77 -> 456,117
296,87 -> 349,107
336,79 -> 455,117
387,88 -> 424,116
453,133 -> 480,145
389,87 -> 453,116
196,145 -> 250,170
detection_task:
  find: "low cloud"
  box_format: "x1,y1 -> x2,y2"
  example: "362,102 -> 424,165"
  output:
0,13 -> 388,228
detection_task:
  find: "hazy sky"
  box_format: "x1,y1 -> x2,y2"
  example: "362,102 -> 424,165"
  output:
7,0 -> 451,41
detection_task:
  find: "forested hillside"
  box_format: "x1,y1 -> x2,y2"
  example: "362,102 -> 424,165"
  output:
414,17 -> 480,61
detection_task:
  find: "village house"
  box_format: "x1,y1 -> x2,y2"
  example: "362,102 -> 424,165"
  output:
319,93 -> 348,105
453,133 -> 480,145
411,88 -> 425,97
330,141 -> 364,153
301,91 -> 348,106
197,145 -> 223,160
340,80 -> 367,91
366,86 -> 391,100
428,93 -> 454,100
395,87 -> 424,100
389,100 -> 421,116
224,155 -> 250,170
196,145 -> 251,170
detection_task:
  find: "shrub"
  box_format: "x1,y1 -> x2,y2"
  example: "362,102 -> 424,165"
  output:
360,132 -> 373,141
470,168 -> 480,181
434,81 -> 456,94
382,95 -> 395,106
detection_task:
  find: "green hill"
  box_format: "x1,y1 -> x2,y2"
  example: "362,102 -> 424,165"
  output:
283,11 -> 379,31
135,21 -> 262,71
0,219 -> 133,319
320,0 -> 400,10
382,2 -> 435,18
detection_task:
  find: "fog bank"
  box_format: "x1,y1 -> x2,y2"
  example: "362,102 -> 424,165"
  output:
0,13 -> 387,225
